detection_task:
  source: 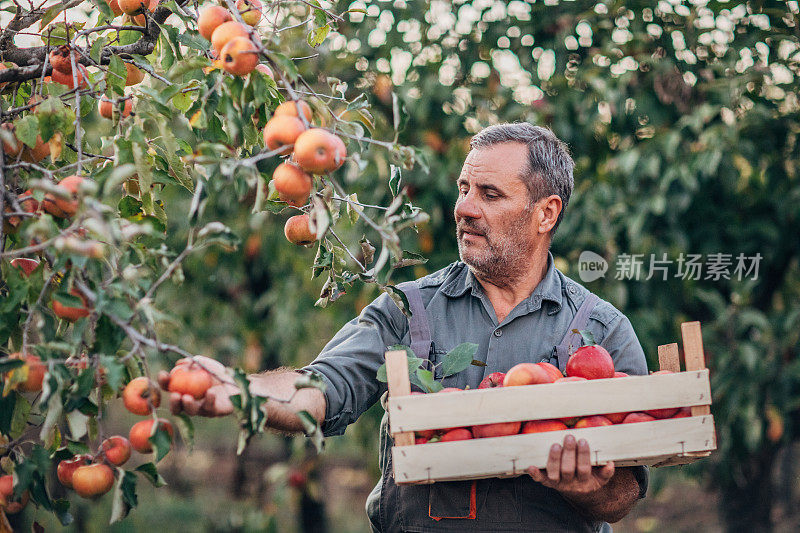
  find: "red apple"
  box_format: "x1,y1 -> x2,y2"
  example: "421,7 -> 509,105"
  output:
614,371 -> 629,378
554,376 -> 587,383
101,436 -> 132,466
57,454 -> 93,488
415,436 -> 429,445
536,362 -> 564,381
521,420 -> 568,433
472,421 -> 521,438
671,407 -> 692,419
478,372 -> 505,389
503,363 -> 554,386
566,345 -> 615,379
604,412 -> 630,424
622,412 -> 656,424
10,258 -> 39,277
440,428 -> 473,442
574,415 -> 613,428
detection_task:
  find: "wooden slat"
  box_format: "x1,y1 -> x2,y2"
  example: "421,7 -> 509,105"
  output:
388,371 -> 711,433
385,350 -> 414,446
681,322 -> 711,416
392,416 -> 716,483
658,343 -> 681,372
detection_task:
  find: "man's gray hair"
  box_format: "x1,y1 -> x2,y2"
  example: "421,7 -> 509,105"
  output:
470,123 -> 574,236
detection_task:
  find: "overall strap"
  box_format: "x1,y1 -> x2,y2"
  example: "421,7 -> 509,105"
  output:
554,293 -> 600,372
397,281 -> 433,361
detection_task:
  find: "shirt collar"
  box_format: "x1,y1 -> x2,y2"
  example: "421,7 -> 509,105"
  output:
442,252 -> 563,314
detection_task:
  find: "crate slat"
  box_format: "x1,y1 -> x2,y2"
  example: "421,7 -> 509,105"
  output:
391,416 -> 716,484
388,370 -> 711,433
658,343 -> 681,372
385,349 -> 415,446
681,322 -> 711,417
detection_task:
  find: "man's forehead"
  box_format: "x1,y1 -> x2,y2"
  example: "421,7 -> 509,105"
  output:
459,143 -> 529,183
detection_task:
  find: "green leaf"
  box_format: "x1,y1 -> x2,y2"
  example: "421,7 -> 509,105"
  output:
441,343 -> 478,377
110,470 -> 137,524
118,195 -> 144,218
415,368 -> 442,393
10,394 -> 31,440
296,410 -> 324,453
40,4 -> 69,28
307,24 -> 330,47
106,55 -> 127,96
294,371 -> 327,392
135,463 -> 167,487
576,329 -> 597,346
389,165 -> 401,197
174,413 -> 194,451
150,422 -> 173,463
14,115 -> 39,148
383,284 -> 410,317
0,358 -> 25,374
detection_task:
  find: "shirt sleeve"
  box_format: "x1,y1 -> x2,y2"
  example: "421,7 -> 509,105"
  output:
301,292 -> 408,437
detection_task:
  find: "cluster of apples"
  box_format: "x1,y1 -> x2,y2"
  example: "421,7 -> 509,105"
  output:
120,361 -> 214,451
5,175 -> 102,320
197,0 -> 264,76
55,435 -> 131,499
262,99 -> 348,246
414,345 -> 692,444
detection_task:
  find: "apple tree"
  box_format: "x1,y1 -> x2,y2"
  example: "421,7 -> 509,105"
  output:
0,0 -> 428,527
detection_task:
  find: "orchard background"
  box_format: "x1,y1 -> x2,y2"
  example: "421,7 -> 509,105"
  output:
1,0 -> 799,531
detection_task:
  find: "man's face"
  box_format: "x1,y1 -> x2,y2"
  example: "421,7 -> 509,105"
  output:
454,143 -> 540,283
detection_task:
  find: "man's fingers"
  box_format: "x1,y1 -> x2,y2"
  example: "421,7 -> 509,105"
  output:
546,444 -> 562,482
181,394 -> 201,416
156,370 -> 170,390
596,461 -> 615,484
528,467 -> 545,483
575,439 -> 592,482
560,435 -> 577,483
168,391 -> 183,415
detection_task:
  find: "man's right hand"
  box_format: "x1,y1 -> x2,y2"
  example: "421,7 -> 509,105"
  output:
157,356 -> 238,417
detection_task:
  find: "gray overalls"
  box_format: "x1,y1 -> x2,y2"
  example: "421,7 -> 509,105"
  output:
371,281 -> 610,532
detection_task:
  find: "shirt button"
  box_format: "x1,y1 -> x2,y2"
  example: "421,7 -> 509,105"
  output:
493,329 -> 503,337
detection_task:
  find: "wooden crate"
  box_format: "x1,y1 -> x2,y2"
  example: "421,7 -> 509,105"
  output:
386,321 -> 716,484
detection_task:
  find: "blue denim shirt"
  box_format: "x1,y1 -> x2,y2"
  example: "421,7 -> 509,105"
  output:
304,252 -> 649,531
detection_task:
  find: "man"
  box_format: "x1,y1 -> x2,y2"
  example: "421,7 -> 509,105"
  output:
160,123 -> 649,532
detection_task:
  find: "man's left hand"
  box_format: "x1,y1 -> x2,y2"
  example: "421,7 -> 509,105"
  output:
527,434 -> 615,496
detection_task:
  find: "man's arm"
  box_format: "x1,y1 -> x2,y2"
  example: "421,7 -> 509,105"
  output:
158,358 -> 326,432
528,435 -> 641,523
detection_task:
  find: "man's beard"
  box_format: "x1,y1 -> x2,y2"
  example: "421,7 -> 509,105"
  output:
456,213 -> 536,287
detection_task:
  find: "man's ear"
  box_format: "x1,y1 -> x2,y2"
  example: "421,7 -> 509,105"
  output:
536,195 -> 562,235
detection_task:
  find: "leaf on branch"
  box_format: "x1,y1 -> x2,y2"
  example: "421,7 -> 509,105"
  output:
296,410 -> 324,453
389,165 -> 401,197
415,368 -> 442,393
576,329 -> 597,346
135,463 -> 167,487
392,250 -> 428,269
174,413 -> 195,451
359,237 -> 375,266
294,371 -> 327,392
149,423 -> 173,463
307,24 -> 330,47
14,115 -> 40,149
383,284 -> 411,317
110,470 -> 137,524
442,343 -> 478,377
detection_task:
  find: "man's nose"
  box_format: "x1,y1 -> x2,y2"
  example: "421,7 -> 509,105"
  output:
455,191 -> 481,220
